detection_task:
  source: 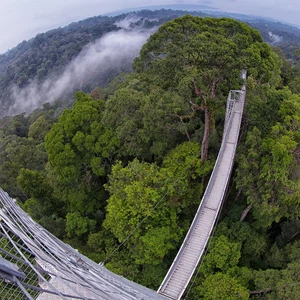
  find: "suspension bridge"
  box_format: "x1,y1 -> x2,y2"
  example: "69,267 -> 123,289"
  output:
0,72 -> 246,299
158,80 -> 246,299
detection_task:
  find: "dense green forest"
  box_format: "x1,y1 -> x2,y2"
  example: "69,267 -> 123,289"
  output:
2,12 -> 300,299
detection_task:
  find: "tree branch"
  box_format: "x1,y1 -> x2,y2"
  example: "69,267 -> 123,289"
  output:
191,79 -> 207,105
167,113 -> 191,141
189,100 -> 205,112
249,288 -> 272,295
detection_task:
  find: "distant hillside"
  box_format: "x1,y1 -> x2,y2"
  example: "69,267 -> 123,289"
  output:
204,10 -> 300,54
1,8 -> 300,117
106,5 -> 300,52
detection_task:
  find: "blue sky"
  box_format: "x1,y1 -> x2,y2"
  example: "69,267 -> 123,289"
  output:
1,0 -> 300,54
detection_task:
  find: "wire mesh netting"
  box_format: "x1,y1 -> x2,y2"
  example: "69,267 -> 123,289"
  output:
0,189 -> 166,300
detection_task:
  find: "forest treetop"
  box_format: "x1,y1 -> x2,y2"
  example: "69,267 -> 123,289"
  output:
133,15 -> 278,162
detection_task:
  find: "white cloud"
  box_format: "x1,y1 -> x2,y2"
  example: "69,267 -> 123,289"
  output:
8,25 -> 155,115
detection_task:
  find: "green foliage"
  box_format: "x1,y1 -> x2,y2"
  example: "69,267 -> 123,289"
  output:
237,90 -> 300,226
227,267 -> 253,289
244,85 -> 290,136
2,11 -> 300,299
253,261 -> 300,299
135,15 -> 275,87
215,220 -> 268,269
201,235 -> 242,276
66,212 -> 96,238
104,142 -> 210,265
133,15 -> 278,162
45,92 -> 118,215
0,135 -> 47,199
18,169 -> 50,199
0,9 -> 209,116
28,115 -> 52,142
0,103 -> 58,200
272,47 -> 294,87
103,81 -> 194,161
195,273 -> 249,300
17,168 -> 67,238
1,8 -> 299,116
275,219 -> 300,248
237,91 -> 300,228
39,216 -> 66,239
104,159 -> 181,265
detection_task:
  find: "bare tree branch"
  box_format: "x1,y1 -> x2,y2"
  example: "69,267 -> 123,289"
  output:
240,203 -> 253,222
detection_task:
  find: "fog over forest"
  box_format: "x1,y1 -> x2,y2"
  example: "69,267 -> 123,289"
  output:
8,18 -> 155,115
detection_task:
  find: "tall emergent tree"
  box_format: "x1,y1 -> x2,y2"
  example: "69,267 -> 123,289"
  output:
45,92 -> 119,239
133,15 -> 278,162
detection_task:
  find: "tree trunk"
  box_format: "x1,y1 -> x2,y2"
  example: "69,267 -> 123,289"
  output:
249,288 -> 272,295
240,203 -> 253,222
201,108 -> 210,162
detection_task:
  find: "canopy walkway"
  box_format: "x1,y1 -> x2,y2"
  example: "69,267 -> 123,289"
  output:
158,80 -> 246,299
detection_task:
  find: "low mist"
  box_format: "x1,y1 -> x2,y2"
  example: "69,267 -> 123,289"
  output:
8,20 -> 155,115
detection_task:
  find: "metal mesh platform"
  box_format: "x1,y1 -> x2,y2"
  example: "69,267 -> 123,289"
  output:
0,189 -> 166,300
